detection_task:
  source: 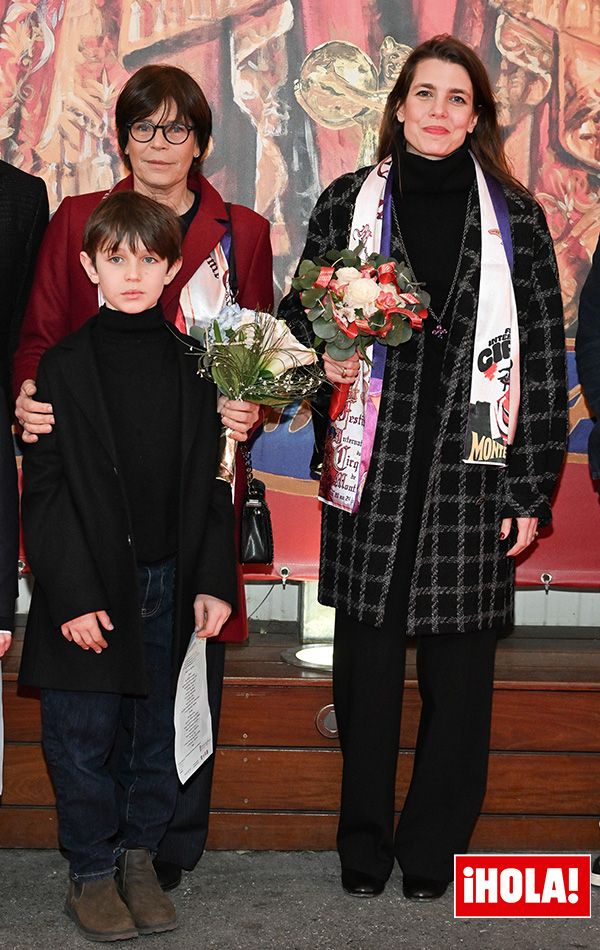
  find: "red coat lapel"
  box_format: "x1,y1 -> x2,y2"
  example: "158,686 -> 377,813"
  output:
161,174 -> 228,320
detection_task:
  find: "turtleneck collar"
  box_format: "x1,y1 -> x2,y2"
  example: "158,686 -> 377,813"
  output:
393,138 -> 475,195
97,303 -> 165,333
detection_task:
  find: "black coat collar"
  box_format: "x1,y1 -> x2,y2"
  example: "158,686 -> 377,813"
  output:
55,314 -> 211,470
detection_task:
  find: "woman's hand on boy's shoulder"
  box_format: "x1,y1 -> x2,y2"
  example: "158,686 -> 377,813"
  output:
193,594 -> 231,639
15,379 -> 55,443
61,610 -> 114,653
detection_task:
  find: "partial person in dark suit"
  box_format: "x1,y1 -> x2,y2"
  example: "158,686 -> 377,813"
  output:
0,160 -> 47,791
0,160 -> 48,394
576,235 -> 600,482
575,232 -> 600,889
0,389 -> 18,655
0,387 -> 18,797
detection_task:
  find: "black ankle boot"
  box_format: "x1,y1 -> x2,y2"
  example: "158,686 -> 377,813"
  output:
341,869 -> 386,897
152,859 -> 182,892
402,874 -> 448,900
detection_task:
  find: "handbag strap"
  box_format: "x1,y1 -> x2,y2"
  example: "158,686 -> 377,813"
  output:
240,443 -> 255,493
221,202 -> 239,298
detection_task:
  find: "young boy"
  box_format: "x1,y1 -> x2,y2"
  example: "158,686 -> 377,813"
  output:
19,191 -> 236,942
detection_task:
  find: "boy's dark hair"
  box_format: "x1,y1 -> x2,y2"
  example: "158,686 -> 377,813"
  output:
82,192 -> 182,267
115,64 -> 212,171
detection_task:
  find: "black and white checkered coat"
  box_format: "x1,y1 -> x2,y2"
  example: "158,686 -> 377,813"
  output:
279,167 -> 567,633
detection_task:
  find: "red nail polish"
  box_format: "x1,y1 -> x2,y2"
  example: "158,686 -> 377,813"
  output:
499,532 -> 506,540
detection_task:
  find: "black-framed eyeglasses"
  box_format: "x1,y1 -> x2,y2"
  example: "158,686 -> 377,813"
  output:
127,120 -> 195,145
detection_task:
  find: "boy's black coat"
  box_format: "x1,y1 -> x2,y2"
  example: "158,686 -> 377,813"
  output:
19,317 -> 236,694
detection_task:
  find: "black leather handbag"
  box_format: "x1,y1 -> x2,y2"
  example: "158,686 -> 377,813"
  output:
240,445 -> 274,564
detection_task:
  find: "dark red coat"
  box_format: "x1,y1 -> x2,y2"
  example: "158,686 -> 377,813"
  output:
13,172 -> 274,642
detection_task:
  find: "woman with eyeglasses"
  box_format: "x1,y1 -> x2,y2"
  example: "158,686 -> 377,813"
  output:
12,64 -> 273,890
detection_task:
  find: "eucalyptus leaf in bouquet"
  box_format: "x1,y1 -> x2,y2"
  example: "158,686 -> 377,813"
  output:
292,245 -> 430,419
292,244 -> 429,361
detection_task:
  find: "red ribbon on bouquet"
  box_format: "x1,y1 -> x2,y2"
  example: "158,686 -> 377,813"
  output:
329,381 -> 351,421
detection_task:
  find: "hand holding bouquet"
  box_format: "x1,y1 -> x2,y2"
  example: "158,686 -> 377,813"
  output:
187,304 -> 324,481
190,304 -> 323,406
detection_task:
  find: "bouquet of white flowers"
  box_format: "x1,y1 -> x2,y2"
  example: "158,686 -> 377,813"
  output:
186,304 -> 324,481
190,304 -> 322,406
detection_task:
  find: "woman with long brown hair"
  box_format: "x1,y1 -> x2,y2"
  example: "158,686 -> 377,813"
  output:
280,35 -> 566,900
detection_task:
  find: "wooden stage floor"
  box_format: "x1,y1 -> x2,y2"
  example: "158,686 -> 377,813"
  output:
2,626 -> 599,851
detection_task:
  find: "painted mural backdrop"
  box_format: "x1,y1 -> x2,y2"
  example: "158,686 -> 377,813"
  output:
1,0 -> 599,584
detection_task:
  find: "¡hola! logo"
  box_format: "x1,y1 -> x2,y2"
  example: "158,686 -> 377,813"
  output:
454,855 -> 591,918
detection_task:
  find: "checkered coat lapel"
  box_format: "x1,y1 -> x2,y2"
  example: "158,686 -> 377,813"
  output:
279,168 -> 567,633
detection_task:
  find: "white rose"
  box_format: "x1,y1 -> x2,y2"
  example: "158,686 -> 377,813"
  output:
343,277 -> 380,309
339,305 -> 356,323
336,266 -> 362,283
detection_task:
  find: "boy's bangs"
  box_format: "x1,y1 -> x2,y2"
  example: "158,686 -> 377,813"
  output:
98,232 -> 153,258
82,191 -> 182,266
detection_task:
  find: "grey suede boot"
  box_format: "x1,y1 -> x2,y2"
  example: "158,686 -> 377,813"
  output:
117,849 -> 178,934
65,877 -> 138,942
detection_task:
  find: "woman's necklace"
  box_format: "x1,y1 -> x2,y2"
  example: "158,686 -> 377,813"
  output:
391,183 -> 475,339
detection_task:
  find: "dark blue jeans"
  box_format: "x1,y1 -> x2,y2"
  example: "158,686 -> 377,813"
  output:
41,558 -> 179,881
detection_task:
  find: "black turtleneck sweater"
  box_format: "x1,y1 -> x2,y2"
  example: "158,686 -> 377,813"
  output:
391,142 -> 475,417
385,144 -> 475,616
392,142 -> 475,318
92,304 -> 180,564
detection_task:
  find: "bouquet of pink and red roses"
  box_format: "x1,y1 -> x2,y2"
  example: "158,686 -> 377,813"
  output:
292,245 -> 430,358
292,246 -> 430,417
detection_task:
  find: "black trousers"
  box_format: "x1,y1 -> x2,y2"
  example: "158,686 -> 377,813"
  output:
155,639 -> 226,870
333,610 -> 497,883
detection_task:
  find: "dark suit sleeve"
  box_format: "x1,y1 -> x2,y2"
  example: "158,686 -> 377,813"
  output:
576,238 -> 600,406
277,186 -> 336,348
0,393 -> 18,631
194,479 -> 237,610
501,201 -> 568,525
12,197 -> 73,399
575,235 -> 600,480
21,357 -> 109,626
8,177 -> 49,392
